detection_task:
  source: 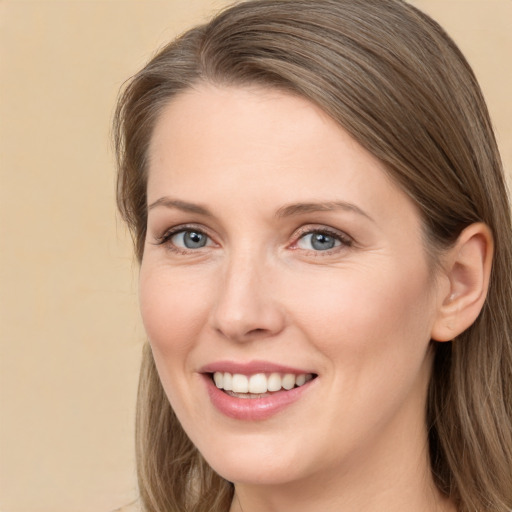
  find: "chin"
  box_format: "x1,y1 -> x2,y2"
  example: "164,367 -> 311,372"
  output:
210,457 -> 303,487
194,430 -> 322,487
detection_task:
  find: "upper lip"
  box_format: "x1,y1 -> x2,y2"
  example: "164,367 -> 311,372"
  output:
199,360 -> 316,375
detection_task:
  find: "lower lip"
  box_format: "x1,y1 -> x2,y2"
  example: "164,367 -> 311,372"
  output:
203,374 -> 315,421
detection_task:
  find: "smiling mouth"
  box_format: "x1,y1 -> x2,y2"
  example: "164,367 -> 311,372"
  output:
210,371 -> 317,399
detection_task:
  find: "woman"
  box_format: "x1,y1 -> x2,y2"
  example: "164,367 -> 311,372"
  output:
113,1 -> 512,511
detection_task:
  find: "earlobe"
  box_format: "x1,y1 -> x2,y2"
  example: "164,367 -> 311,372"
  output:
431,223 -> 494,342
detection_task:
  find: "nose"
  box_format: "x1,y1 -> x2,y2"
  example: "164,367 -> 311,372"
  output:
209,251 -> 286,342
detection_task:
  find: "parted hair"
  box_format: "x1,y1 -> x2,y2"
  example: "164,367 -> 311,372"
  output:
113,1 -> 512,511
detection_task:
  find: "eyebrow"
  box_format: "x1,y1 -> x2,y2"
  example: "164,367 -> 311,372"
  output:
276,201 -> 374,222
148,197 -> 374,222
147,197 -> 213,216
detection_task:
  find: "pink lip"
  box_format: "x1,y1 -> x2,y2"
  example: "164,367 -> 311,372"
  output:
199,359 -> 314,375
200,371 -> 317,422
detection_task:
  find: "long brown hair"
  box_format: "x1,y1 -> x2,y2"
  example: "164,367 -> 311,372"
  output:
113,1 -> 512,510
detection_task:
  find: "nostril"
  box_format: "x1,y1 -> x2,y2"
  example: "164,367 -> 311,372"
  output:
248,328 -> 266,335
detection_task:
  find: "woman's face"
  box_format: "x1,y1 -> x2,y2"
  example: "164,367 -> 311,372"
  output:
141,84 -> 445,487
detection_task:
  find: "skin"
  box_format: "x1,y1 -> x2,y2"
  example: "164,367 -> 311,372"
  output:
140,84 -> 457,512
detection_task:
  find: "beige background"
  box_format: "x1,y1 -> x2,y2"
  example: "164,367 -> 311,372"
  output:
0,1 -> 510,511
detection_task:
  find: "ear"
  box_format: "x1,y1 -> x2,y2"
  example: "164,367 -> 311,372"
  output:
431,223 -> 494,342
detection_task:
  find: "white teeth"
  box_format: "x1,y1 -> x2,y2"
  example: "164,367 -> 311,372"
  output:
248,373 -> 267,394
231,374 -> 249,393
267,372 -> 282,392
223,372 -> 233,391
212,371 -> 314,394
214,372 -> 223,388
282,373 -> 295,390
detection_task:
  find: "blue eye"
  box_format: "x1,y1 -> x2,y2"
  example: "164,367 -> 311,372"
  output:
171,230 -> 210,249
297,231 -> 343,251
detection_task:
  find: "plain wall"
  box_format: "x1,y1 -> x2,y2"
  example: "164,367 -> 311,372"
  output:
0,1 -> 510,511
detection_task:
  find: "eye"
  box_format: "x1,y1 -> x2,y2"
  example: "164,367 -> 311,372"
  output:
294,228 -> 352,252
155,226 -> 215,252
170,229 -> 211,249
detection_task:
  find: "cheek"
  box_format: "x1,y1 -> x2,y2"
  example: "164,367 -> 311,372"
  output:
138,262 -> 216,423
290,266 -> 436,438
139,262 -> 212,359
286,263 -> 436,364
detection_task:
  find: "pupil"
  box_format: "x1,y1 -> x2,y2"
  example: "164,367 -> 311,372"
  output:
184,231 -> 206,248
312,233 -> 335,250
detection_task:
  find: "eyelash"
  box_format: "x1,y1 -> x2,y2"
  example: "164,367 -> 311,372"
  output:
291,226 -> 353,254
154,224 -> 353,255
154,224 -> 214,254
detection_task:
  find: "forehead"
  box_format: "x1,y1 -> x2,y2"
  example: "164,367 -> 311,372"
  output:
148,83 -> 384,185
148,84 -> 344,165
146,84 -> 419,229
